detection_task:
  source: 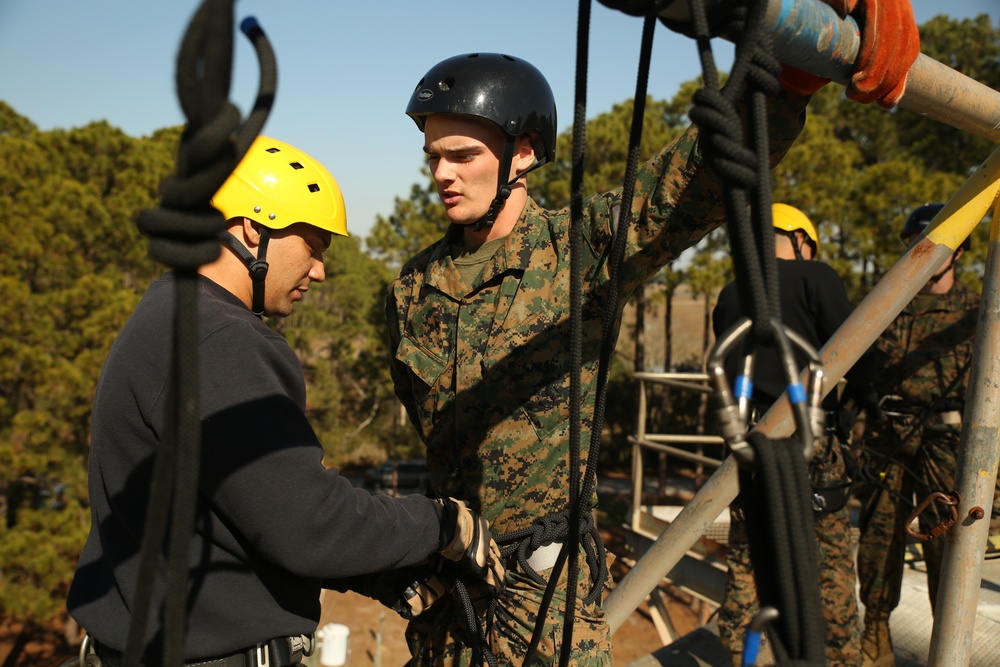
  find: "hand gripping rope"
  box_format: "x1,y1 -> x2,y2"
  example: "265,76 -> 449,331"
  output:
124,3 -> 275,666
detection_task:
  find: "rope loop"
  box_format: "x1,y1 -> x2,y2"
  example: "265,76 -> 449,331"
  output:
496,511 -> 609,605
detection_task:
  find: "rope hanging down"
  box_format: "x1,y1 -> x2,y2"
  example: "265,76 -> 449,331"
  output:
521,3 -> 698,665
124,1 -> 275,665
684,0 -> 826,663
599,0 -> 829,663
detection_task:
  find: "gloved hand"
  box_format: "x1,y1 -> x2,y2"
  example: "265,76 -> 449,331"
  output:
366,567 -> 447,620
842,0 -> 920,107
779,0 -> 920,108
437,497 -> 506,594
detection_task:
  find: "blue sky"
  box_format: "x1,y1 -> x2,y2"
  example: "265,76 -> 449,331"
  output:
1,1 -> 996,240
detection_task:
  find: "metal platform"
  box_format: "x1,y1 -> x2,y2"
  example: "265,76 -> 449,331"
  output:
879,552 -> 1000,667
623,500 -> 1000,667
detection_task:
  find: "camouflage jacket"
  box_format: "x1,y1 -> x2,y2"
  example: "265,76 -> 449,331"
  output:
873,283 -> 980,432
385,95 -> 808,536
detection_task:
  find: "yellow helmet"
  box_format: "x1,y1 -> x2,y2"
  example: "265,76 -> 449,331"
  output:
211,136 -> 348,237
772,202 -> 818,252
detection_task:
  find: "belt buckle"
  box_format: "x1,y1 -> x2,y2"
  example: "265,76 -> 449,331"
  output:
292,634 -> 315,657
253,643 -> 271,667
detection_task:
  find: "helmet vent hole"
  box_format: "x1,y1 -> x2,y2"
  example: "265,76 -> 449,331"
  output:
265,147 -> 280,153
438,77 -> 454,92
289,162 -> 304,170
308,183 -> 320,193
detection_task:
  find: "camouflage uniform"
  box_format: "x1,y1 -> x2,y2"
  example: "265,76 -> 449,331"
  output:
385,94 -> 810,667
857,285 -> 980,619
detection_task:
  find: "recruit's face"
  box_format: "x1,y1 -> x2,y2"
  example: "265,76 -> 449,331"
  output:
423,114 -> 508,226
264,222 -> 332,317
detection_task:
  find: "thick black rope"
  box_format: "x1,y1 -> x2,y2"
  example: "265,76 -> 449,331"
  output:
558,1 -> 591,665
683,0 -> 825,663
742,433 -> 826,664
514,3 -> 594,666
518,8 -> 660,666
123,2 -> 274,665
497,513 -> 607,597
584,9 -> 659,564
451,579 -> 498,667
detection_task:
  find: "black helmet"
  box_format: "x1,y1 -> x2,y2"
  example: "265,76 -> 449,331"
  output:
406,53 -> 557,164
901,202 -> 970,250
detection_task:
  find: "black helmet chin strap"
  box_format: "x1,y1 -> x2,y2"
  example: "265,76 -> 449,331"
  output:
471,136 -> 549,233
219,226 -> 271,317
792,234 -> 805,261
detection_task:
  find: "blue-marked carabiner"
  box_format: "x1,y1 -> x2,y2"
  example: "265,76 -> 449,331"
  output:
707,316 -> 826,467
741,606 -> 780,667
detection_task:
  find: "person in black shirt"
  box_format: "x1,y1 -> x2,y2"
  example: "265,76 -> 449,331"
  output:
713,203 -> 863,666
67,136 -> 501,667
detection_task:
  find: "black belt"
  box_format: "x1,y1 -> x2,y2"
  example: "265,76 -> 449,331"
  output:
92,635 -> 312,667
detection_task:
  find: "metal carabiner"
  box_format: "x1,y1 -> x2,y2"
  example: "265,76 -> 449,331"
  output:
742,606 -> 780,667
905,491 -> 961,541
707,316 -> 827,468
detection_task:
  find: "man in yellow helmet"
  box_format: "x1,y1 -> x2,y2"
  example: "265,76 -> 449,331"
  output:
712,203 -> 863,666
67,137 -> 502,667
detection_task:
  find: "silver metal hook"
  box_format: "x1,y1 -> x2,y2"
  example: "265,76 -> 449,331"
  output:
707,316 -> 826,467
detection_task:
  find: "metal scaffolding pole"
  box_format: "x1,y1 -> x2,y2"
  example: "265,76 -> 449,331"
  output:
928,198 -> 1000,667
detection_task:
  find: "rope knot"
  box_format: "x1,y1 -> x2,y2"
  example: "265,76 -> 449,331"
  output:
690,87 -> 757,188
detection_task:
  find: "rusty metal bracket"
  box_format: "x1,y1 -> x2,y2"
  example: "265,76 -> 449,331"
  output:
905,491 -> 960,541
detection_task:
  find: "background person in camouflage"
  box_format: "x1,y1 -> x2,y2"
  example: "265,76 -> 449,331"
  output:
712,203 -> 863,667
854,203 -> 982,667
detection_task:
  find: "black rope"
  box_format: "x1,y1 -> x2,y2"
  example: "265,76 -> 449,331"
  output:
742,433 -> 826,664
558,1 -> 591,665
497,513 -> 608,600
682,0 -> 826,662
518,6 -> 659,666
513,3 -> 594,666
583,8 -> 658,549
451,580 -> 498,667
123,2 -> 275,665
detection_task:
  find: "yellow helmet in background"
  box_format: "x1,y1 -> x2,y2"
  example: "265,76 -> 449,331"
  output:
212,136 -> 348,237
772,202 -> 818,254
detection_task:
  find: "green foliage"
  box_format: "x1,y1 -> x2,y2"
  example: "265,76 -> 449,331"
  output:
531,95 -> 688,208
2,11 -> 997,631
366,169 -> 448,271
0,106 -> 170,623
277,234 -> 413,466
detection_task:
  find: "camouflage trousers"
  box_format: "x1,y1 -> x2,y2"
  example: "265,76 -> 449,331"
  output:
404,549 -> 613,667
717,437 -> 861,667
856,427 -> 960,615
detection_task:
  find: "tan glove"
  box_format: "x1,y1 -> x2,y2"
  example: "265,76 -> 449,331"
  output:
437,497 -> 505,594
